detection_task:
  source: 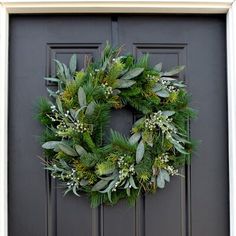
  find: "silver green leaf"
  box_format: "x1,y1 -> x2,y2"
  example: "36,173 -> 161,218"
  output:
156,89 -> 170,98
162,111 -> 175,117
92,179 -> 109,191
42,141 -> 61,149
136,140 -> 145,163
157,169 -> 170,189
58,143 -> 78,157
78,87 -> 87,107
163,65 -> 185,76
116,79 -> 136,88
56,97 -> 63,113
69,54 -> 77,74
129,176 -> 138,189
75,144 -> 87,156
120,67 -> 144,80
85,101 -> 96,116
129,132 -> 141,145
43,77 -> 60,83
154,62 -> 162,72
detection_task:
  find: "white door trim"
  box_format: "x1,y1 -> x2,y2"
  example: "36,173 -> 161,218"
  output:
1,1 -> 235,236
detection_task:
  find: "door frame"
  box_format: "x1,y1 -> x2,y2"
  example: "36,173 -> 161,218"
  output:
1,1 -> 236,235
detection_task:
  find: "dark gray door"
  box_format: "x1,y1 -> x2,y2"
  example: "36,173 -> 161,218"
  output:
9,15 -> 229,236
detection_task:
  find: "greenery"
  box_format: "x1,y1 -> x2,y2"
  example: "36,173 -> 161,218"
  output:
37,43 -> 196,207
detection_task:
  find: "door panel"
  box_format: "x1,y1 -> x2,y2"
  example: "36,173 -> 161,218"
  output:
9,15 -> 228,236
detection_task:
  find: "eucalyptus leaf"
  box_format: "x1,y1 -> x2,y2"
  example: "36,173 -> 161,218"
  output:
163,65 -> 185,76
80,179 -> 89,187
126,188 -> 131,196
129,132 -> 141,145
162,110 -> 175,117
56,97 -> 63,113
85,101 -> 96,116
156,89 -> 170,98
69,54 -> 77,74
72,185 -> 80,196
116,79 -> 136,88
129,176 -> 138,189
58,143 -> 78,157
100,179 -> 117,193
156,173 -> 165,188
75,144 -> 87,156
136,140 -> 145,163
63,63 -> 71,80
47,88 -> 57,97
154,62 -> 162,71
152,83 -> 163,92
92,179 -> 109,191
44,77 -> 60,83
120,67 -> 144,80
157,169 -> 170,188
173,82 -> 186,88
42,141 -> 61,149
54,59 -> 65,81
78,87 -> 87,107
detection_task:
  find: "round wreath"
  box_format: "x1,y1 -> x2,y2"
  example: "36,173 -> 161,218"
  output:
37,43 -> 195,207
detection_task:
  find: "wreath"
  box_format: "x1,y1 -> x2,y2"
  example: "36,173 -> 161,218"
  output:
37,43 -> 195,207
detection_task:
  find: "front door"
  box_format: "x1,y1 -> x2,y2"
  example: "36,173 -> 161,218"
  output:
8,14 -> 228,236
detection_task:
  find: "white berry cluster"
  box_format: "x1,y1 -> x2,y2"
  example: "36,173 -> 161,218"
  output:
112,155 -> 135,192
160,79 -> 179,93
158,153 -> 178,176
102,82 -> 113,98
145,111 -> 177,134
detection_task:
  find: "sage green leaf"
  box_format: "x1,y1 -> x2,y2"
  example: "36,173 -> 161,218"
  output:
58,143 -> 78,157
92,180 -> 109,191
72,185 -> 80,196
136,140 -> 145,163
174,145 -> 189,155
152,83 -> 162,92
43,77 -> 60,83
162,111 -> 175,117
126,188 -> 131,196
133,117 -> 145,127
69,54 -> 77,74
54,59 -> 66,81
63,63 -> 71,80
80,179 -> 89,187
75,144 -> 87,156
157,173 -> 165,188
161,169 -> 170,182
129,176 -> 138,189
173,82 -> 186,88
156,90 -> 170,98
120,67 -> 144,80
56,97 -> 63,113
100,179 -> 117,193
154,62 -> 162,71
116,79 -> 136,88
42,141 -> 61,149
163,65 -> 185,76
129,132 -> 141,144
157,169 -> 170,189
85,101 -> 96,116
47,88 -> 57,97
78,87 -> 87,107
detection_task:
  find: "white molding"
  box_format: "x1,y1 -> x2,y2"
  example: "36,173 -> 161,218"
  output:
1,0 -> 233,13
0,1 -> 235,236
0,4 -> 8,236
227,2 -> 236,236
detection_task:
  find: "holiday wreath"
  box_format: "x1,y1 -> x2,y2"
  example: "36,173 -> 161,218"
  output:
37,43 -> 195,207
